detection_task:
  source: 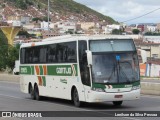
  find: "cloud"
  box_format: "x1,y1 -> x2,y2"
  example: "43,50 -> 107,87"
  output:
74,0 -> 160,24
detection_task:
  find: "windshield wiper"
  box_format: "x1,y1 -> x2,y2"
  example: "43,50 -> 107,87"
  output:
118,61 -> 132,84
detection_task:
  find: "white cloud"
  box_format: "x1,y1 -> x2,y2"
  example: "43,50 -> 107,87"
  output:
74,0 -> 160,24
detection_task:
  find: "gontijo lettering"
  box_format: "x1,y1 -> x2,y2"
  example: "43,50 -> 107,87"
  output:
56,67 -> 71,74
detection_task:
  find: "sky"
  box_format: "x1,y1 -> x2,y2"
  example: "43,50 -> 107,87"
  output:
74,0 -> 160,24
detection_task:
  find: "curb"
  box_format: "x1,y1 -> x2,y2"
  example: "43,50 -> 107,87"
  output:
141,82 -> 160,96
141,78 -> 160,80
0,74 -> 20,83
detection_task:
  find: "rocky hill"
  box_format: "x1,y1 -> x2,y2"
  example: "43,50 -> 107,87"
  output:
0,0 -> 116,24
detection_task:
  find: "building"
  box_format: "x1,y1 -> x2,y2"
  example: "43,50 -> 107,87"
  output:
103,24 -> 121,34
78,22 -> 95,30
143,36 -> 160,43
146,25 -> 157,32
139,43 -> 160,60
42,31 -> 60,39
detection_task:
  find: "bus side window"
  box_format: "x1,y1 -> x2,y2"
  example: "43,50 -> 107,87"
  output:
78,41 -> 90,86
25,48 -> 32,63
47,44 -> 57,63
56,42 -> 77,63
39,46 -> 47,63
20,48 -> 25,64
33,47 -> 40,63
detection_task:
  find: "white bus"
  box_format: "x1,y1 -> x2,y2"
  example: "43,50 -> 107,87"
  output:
20,35 -> 140,107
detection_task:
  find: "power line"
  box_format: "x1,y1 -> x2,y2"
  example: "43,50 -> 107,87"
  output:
122,7 -> 160,23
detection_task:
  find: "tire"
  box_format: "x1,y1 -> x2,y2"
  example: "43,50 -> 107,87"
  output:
15,72 -> 19,75
113,101 -> 123,106
73,88 -> 81,107
34,85 -> 41,101
29,85 -> 35,100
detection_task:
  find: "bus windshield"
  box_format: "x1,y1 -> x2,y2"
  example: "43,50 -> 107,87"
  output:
90,39 -> 140,84
91,52 -> 139,84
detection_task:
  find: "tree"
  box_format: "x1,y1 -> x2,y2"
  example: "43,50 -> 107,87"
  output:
0,45 -> 8,71
0,45 -> 19,71
0,30 -> 8,70
112,29 -> 122,35
0,30 -> 19,71
32,17 -> 42,22
132,29 -> 140,34
18,30 -> 31,38
65,30 -> 74,34
7,46 -> 19,70
43,17 -> 51,22
0,29 -> 8,45
15,0 -> 27,10
25,0 -> 34,5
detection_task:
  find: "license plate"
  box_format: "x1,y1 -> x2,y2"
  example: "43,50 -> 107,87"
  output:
114,95 -> 123,98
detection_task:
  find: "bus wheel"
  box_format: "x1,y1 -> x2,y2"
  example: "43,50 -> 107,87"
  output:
73,88 -> 81,107
34,85 -> 41,101
113,101 -> 123,106
29,85 -> 35,100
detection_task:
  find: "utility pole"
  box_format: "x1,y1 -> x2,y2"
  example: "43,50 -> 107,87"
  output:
149,44 -> 151,77
48,0 -> 50,31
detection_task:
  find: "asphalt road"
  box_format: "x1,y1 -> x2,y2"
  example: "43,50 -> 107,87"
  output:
0,81 -> 160,120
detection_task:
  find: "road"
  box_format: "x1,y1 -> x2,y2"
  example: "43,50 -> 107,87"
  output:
0,81 -> 160,120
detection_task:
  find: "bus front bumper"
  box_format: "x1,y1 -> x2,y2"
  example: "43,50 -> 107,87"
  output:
86,89 -> 140,103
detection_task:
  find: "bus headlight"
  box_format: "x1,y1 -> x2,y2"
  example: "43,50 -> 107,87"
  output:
92,88 -> 105,92
132,86 -> 140,90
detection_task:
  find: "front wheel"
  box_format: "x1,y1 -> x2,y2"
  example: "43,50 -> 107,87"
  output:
73,88 -> 81,107
113,101 -> 123,106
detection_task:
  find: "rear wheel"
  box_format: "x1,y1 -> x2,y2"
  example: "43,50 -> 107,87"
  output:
29,85 -> 35,100
34,85 -> 41,101
73,88 -> 81,107
113,101 -> 123,106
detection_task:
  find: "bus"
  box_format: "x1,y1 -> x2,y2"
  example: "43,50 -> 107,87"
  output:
19,35 -> 140,107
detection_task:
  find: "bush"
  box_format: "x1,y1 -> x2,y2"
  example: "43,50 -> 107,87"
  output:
0,45 -> 19,71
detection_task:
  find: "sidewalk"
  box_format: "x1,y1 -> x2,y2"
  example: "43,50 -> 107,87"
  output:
0,74 -> 20,82
141,78 -> 160,96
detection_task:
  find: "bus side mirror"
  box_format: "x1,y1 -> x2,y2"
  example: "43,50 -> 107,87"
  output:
86,50 -> 92,66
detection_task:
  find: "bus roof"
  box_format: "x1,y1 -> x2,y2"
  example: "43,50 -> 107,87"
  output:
20,34 -> 133,48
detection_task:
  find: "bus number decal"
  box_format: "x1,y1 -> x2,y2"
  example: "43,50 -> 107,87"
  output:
21,67 -> 27,74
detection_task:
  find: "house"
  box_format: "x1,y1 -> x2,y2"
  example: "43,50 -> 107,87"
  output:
137,24 -> 145,32
42,30 -> 60,39
78,22 -> 95,30
157,23 -> 160,32
0,21 -> 8,26
103,24 -> 121,34
146,25 -> 157,32
53,21 -> 77,34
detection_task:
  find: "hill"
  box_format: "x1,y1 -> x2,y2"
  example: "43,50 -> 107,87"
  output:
0,0 -> 116,24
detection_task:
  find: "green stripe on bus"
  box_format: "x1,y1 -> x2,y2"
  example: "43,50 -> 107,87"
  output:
92,83 -> 106,89
31,66 -> 34,75
39,66 -> 43,75
92,81 -> 140,89
20,64 -> 78,76
42,76 -> 46,86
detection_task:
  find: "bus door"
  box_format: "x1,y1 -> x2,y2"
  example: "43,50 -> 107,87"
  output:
79,40 -> 91,102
